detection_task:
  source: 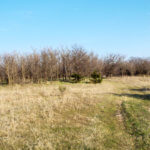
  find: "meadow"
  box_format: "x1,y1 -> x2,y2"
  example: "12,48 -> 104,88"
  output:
0,77 -> 150,150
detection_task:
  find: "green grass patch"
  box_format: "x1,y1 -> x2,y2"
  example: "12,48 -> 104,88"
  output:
122,100 -> 150,150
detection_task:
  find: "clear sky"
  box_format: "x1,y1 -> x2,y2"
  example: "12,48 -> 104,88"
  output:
0,0 -> 150,57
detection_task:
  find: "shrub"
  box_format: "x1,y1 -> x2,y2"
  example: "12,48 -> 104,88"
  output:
91,71 -> 103,83
71,73 -> 83,82
59,85 -> 66,95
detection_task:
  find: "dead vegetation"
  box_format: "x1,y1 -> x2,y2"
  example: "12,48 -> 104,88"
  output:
0,77 -> 150,149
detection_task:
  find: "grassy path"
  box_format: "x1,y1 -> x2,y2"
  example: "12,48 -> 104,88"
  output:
111,77 -> 150,150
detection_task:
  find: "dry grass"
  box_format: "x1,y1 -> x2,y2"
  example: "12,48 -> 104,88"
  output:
0,77 -> 150,149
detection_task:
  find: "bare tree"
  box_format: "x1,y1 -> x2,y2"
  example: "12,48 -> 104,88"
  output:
0,46 -> 149,85
3,54 -> 18,84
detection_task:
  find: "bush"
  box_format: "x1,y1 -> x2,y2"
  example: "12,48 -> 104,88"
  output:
91,71 -> 103,83
71,73 -> 83,82
59,85 -> 66,95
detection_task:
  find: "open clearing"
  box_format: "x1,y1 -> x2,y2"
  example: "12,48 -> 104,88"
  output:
0,77 -> 150,150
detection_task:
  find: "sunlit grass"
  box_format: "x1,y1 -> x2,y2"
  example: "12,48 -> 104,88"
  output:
0,77 -> 150,149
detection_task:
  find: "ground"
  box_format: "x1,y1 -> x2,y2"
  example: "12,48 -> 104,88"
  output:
0,77 -> 150,150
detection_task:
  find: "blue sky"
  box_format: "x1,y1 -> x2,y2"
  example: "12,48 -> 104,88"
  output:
0,0 -> 150,57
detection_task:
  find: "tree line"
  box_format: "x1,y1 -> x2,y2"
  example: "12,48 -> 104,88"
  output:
0,46 -> 149,84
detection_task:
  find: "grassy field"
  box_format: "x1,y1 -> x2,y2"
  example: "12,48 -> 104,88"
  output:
0,77 -> 150,150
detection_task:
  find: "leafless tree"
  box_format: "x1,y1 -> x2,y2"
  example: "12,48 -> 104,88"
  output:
0,47 -> 149,85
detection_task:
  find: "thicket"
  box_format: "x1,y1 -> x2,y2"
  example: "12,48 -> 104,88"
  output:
0,46 -> 150,84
